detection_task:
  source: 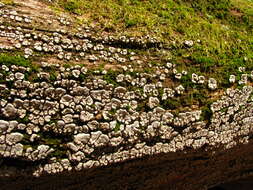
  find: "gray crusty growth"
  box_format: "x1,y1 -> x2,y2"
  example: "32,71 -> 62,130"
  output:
0,1 -> 253,189
0,62 -> 253,177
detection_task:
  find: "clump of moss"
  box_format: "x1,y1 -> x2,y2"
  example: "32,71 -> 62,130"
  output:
113,122 -> 121,132
0,53 -> 30,67
0,53 -> 39,72
103,69 -> 120,86
161,98 -> 181,110
179,0 -> 231,19
201,101 -> 213,121
49,71 -> 57,81
1,0 -> 16,6
61,0 -> 81,14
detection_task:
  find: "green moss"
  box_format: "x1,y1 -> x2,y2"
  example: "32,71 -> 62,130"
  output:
63,63 -> 72,68
161,98 -> 181,110
56,0 -> 253,88
50,149 -> 67,158
53,0 -> 252,87
109,108 -> 117,115
113,122 -> 121,132
190,54 -> 216,73
0,53 -> 30,67
201,101 -> 213,121
125,17 -> 138,28
0,53 -> 39,74
103,69 -> 120,86
17,115 -> 29,124
61,0 -> 81,14
179,0 -> 231,19
0,0 -> 16,6
180,74 -> 193,89
79,73 -> 86,81
43,138 -> 62,146
49,71 -> 57,81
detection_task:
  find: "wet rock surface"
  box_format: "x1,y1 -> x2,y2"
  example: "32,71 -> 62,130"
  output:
0,0 -> 253,190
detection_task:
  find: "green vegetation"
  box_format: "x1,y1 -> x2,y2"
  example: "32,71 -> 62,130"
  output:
55,0 -> 252,83
161,98 -> 181,110
49,71 -> 57,81
59,0 -> 82,14
113,121 -> 121,132
201,100 -> 213,122
0,53 -> 39,72
0,0 -> 252,126
0,0 -> 16,6
103,69 -> 120,86
17,115 -> 30,124
0,53 -> 30,67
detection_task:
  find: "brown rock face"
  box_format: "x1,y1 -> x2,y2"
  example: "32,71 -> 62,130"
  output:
0,1 -> 253,189
0,140 -> 253,190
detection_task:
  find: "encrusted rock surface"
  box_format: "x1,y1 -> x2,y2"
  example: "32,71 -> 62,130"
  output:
0,0 -> 253,190
0,61 -> 253,189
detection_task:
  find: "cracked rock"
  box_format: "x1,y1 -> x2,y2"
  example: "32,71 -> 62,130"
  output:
74,133 -> 90,144
148,97 -> 160,109
208,78 -> 217,90
6,132 -> 24,145
80,111 -> 94,122
2,104 -> 17,117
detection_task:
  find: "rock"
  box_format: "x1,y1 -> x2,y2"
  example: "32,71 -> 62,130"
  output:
15,72 -> 25,80
34,42 -> 43,51
90,131 -> 102,145
175,73 -> 182,80
67,142 -> 79,152
175,85 -> 185,95
10,143 -> 23,157
208,78 -> 217,90
8,121 -> 18,132
184,40 -> 194,47
99,122 -> 110,131
238,67 -> 245,72
239,74 -> 248,85
60,95 -> 73,107
24,48 -> 33,57
80,111 -> 94,122
72,70 -> 80,78
229,75 -> 236,83
62,114 -> 73,124
110,136 -> 123,146
72,86 -> 89,96
37,72 -> 50,80
30,134 -> 40,142
116,74 -> 125,83
2,104 -> 17,117
114,87 -> 127,99
192,73 -> 198,83
95,134 -> 109,147
17,123 -> 26,130
144,84 -> 156,95
6,133 -> 24,145
166,62 -> 173,69
182,70 -> 188,75
74,133 -> 90,144
37,145 -> 51,158
2,65 -> 9,72
15,43 -> 22,49
148,97 -> 160,109
64,123 -> 76,133
0,84 -> 6,91
198,76 -> 205,84
0,120 -> 9,133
